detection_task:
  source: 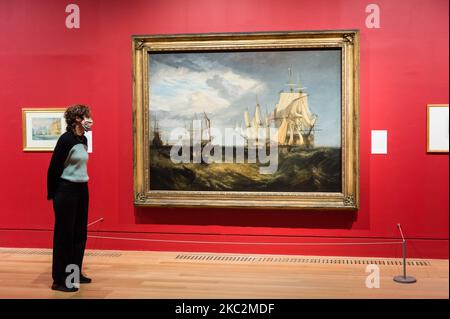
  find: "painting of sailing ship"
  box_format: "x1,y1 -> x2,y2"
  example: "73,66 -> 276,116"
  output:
31,118 -> 62,140
22,108 -> 66,151
149,49 -> 342,192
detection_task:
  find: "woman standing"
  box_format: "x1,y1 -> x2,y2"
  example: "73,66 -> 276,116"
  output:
47,104 -> 93,292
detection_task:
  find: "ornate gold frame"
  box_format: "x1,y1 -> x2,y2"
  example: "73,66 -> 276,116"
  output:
132,31 -> 360,209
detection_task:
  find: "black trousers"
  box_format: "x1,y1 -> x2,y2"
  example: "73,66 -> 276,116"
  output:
52,179 -> 89,284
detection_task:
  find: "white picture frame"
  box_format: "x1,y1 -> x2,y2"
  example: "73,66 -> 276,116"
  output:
427,104 -> 449,153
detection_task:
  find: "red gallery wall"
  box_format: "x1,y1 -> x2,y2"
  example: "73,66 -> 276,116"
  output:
0,0 -> 448,258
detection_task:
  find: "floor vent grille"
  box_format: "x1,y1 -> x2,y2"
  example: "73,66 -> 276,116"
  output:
0,248 -> 432,266
175,254 -> 432,267
0,248 -> 122,258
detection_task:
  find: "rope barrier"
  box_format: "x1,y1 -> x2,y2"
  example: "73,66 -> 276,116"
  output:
86,234 -> 403,246
87,217 -> 104,228
85,217 -> 404,246
86,218 -> 415,283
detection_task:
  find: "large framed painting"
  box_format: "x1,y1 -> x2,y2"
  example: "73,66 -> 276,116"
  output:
22,108 -> 66,151
132,31 -> 360,209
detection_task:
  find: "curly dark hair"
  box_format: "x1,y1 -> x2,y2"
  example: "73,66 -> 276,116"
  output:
64,104 -> 91,132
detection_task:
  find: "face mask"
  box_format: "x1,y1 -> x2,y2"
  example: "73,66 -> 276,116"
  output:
81,117 -> 93,132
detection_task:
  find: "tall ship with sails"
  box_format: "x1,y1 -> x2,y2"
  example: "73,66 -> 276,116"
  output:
238,69 -> 318,149
237,98 -> 270,148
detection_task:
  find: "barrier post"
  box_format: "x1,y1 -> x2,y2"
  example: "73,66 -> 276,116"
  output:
393,224 -> 417,284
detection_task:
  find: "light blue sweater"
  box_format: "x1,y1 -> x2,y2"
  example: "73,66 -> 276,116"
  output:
60,143 -> 89,182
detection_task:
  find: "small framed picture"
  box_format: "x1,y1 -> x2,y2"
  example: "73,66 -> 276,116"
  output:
22,108 -> 66,152
427,104 -> 449,153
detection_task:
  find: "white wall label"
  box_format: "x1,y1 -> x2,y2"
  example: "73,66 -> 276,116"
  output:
85,131 -> 93,153
371,130 -> 387,154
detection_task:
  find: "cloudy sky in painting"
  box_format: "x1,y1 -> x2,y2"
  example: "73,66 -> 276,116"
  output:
149,49 -> 341,147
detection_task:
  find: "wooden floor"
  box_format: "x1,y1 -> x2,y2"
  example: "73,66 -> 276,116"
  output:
0,247 -> 448,299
